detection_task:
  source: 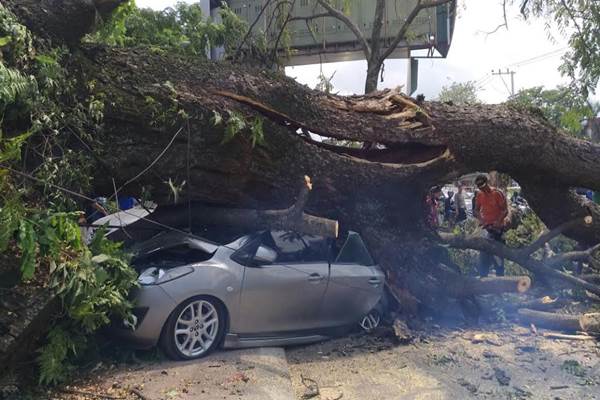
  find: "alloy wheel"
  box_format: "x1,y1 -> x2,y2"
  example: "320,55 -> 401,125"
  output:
174,300 -> 219,357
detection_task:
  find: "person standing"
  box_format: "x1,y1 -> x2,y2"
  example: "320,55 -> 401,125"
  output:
474,175 -> 509,277
424,186 -> 443,229
444,191 -> 455,224
455,184 -> 467,222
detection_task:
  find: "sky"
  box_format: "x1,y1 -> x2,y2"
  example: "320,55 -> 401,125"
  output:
136,0 -> 581,104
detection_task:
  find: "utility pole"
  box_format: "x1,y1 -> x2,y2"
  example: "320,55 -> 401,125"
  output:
492,68 -> 516,97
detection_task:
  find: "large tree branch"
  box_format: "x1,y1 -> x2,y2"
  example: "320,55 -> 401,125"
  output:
110,176 -> 339,243
315,0 -> 371,60
438,231 -> 600,297
546,243 -> 600,268
522,216 -> 592,256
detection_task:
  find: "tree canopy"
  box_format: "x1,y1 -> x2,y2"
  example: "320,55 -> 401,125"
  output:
437,81 -> 480,105
509,86 -> 597,136
516,0 -> 600,96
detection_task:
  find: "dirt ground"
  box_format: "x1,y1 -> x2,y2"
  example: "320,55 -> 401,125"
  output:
42,316 -> 600,400
287,324 -> 600,400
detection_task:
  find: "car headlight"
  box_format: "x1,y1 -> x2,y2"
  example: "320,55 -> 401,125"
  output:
138,266 -> 194,285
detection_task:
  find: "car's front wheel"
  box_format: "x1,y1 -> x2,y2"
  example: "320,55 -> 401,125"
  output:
161,296 -> 225,360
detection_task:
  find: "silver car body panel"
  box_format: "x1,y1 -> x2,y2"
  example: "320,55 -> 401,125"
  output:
237,262 -> 329,333
114,231 -> 385,350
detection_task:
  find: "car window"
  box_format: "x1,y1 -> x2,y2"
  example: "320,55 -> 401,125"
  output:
266,231 -> 330,263
333,231 -> 375,266
134,244 -> 212,266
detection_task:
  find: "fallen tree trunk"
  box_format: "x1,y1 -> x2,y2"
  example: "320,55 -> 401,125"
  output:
3,0 -> 600,311
111,176 -> 339,242
518,309 -> 600,335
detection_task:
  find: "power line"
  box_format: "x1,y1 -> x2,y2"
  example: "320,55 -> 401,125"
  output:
492,68 -> 516,97
509,47 -> 568,68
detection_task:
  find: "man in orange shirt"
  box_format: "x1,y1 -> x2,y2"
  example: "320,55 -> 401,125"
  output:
474,175 -> 509,277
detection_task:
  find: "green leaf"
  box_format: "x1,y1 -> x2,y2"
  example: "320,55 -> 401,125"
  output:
250,117 -> 265,147
0,36 -> 11,47
18,219 -> 36,280
211,110 -> 223,126
91,254 -> 111,264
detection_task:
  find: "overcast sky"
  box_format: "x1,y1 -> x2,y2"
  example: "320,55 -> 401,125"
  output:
136,0 -> 584,104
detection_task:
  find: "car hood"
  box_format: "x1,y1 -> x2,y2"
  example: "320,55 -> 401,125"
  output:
130,230 -> 219,259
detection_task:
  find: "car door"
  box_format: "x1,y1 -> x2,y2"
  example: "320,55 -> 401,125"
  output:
236,231 -> 330,334
320,232 -> 384,327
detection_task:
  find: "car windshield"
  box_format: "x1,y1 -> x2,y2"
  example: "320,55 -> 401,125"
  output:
334,231 -> 375,266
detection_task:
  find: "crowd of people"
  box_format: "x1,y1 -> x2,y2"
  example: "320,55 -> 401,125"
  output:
424,174 -> 510,277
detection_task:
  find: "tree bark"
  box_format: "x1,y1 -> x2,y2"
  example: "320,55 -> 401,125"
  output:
5,0 -> 600,309
518,309 -> 600,335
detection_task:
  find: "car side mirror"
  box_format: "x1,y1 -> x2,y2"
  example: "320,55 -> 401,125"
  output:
253,245 -> 277,265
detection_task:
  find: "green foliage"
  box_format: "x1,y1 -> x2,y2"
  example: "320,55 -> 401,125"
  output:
222,110 -> 247,144
37,223 -> 138,385
315,70 -> 336,94
17,219 -> 36,280
561,359 -> 586,377
90,1 -> 247,59
217,110 -> 265,147
437,81 -> 480,104
0,4 -> 34,65
37,326 -> 79,386
518,0 -> 600,97
249,117 -> 265,147
0,63 -> 37,117
0,5 -> 137,386
509,86 -> 596,136
504,211 -> 545,248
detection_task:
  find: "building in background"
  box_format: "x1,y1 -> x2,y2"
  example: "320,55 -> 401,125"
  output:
211,0 -> 457,93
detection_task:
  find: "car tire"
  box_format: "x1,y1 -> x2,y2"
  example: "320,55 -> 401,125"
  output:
160,296 -> 226,360
359,308 -> 381,333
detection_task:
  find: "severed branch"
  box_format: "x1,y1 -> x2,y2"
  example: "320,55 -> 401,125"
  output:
518,309 -> 600,335
546,243 -> 600,268
110,176 -> 339,243
521,216 -> 592,256
438,219 -> 600,297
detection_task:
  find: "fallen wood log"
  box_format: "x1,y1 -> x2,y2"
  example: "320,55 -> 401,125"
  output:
518,309 -> 600,335
580,313 -> 600,335
110,176 -> 339,242
465,276 -> 531,296
518,309 -> 581,331
517,296 -> 567,311
542,332 -> 596,341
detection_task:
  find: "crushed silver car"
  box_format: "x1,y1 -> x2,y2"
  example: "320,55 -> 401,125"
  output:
112,229 -> 385,360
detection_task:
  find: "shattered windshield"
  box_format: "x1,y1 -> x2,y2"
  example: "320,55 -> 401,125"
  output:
334,231 -> 375,266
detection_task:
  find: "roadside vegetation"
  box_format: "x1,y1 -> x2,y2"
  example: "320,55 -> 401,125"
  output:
0,1 -> 245,387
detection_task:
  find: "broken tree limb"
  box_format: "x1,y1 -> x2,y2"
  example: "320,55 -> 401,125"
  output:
518,309 -> 581,332
466,276 -> 531,295
522,217 -> 592,257
518,309 -> 600,335
438,232 -> 600,297
516,296 -> 567,312
580,313 -> 600,335
110,176 -> 339,242
542,332 -> 596,341
546,243 -> 600,268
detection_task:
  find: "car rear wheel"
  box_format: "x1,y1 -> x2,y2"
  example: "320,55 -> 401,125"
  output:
161,296 -> 225,360
359,309 -> 381,333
